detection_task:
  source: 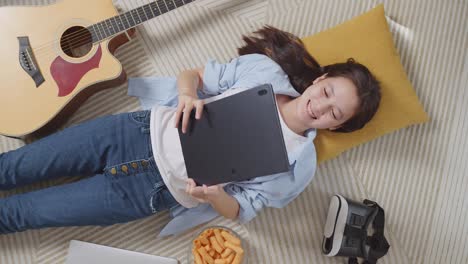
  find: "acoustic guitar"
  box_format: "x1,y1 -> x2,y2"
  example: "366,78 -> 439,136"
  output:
0,0 -> 194,138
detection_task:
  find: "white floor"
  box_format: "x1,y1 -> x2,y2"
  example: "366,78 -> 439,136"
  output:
0,0 -> 467,263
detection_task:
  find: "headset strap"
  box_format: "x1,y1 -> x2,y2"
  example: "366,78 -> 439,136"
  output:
348,200 -> 390,264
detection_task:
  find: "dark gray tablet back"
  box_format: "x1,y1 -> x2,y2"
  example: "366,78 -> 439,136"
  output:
177,84 -> 289,186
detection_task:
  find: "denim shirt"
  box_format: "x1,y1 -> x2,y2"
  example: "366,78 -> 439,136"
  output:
127,54 -> 317,237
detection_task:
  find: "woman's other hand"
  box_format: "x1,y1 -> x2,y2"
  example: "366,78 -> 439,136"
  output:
185,178 -> 224,203
185,178 -> 240,220
174,93 -> 204,133
175,67 -> 205,133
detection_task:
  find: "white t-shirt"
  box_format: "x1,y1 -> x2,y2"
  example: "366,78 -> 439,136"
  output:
150,88 -> 307,208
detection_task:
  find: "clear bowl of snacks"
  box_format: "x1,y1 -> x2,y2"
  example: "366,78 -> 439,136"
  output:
187,225 -> 247,264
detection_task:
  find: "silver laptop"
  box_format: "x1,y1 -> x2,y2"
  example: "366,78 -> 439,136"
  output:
66,240 -> 178,264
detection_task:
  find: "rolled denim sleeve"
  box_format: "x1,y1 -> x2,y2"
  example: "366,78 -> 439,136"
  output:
202,57 -> 240,95
224,184 -> 268,224
202,54 -> 297,96
128,54 -> 298,110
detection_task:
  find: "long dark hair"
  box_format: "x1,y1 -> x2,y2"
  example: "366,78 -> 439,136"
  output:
238,25 -> 381,133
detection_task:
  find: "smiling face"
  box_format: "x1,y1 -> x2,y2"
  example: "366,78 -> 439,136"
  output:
295,74 -> 360,130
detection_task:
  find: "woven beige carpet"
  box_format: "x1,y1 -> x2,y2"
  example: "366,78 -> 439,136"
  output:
1,0 -> 467,263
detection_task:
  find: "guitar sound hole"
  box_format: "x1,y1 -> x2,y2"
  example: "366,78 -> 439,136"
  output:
60,26 -> 93,58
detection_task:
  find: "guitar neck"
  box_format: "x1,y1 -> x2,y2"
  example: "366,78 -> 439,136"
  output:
89,0 -> 194,43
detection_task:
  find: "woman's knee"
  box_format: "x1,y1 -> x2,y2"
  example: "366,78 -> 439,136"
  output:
0,152 -> 16,190
0,198 -> 31,234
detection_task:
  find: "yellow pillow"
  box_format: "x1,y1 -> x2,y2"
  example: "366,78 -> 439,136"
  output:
301,4 -> 429,163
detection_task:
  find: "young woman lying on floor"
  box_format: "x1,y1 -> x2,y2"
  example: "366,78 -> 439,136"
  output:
0,26 -> 380,235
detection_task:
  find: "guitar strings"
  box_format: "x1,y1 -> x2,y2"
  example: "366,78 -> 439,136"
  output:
45,0 -> 190,52
32,0 -> 191,58
34,0 -> 187,55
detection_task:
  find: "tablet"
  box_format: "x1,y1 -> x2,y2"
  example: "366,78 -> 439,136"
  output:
178,84 -> 289,185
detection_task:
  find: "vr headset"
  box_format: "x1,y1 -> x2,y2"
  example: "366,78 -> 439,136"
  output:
322,195 -> 390,264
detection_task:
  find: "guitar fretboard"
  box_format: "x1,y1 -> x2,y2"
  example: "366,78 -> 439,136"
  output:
89,0 -> 193,43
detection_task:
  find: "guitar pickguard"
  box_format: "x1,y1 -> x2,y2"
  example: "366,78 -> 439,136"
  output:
50,45 -> 102,97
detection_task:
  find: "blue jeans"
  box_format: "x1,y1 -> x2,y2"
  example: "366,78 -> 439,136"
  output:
0,110 -> 179,234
